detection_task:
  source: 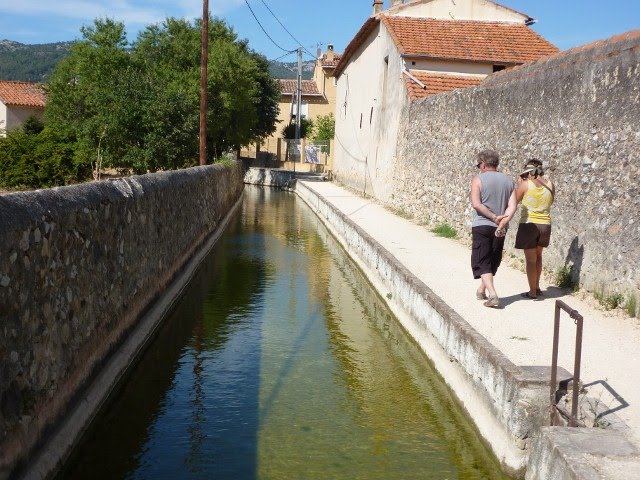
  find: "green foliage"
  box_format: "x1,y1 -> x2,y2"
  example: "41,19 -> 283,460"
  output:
0,126 -> 90,188
44,16 -> 280,175
594,288 -> 624,311
625,293 -> 638,318
555,265 -> 579,291
431,223 -> 458,238
312,113 -> 335,141
22,115 -> 45,135
282,118 -> 313,139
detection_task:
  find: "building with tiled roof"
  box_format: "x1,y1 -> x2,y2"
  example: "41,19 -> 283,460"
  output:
278,79 -> 322,96
333,0 -> 558,200
247,45 -> 342,172
0,81 -> 46,135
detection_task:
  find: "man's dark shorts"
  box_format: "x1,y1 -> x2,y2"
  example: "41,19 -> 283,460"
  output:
471,226 -> 506,279
515,223 -> 552,249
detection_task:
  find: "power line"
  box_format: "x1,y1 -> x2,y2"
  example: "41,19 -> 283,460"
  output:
244,0 -> 293,53
259,0 -> 316,58
270,50 -> 297,62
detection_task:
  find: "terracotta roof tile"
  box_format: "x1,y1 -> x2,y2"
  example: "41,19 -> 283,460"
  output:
321,53 -> 343,68
0,81 -> 46,108
278,79 -> 322,96
404,70 -> 484,100
383,16 -> 559,64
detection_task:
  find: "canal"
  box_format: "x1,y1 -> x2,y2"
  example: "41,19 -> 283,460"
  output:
58,185 -> 510,480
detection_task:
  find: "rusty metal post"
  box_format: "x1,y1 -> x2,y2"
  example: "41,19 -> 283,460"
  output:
199,0 -> 209,166
550,302 -> 561,425
550,300 -> 584,427
570,306 -> 584,426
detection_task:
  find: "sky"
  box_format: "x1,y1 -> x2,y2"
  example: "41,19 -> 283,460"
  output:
0,0 -> 638,62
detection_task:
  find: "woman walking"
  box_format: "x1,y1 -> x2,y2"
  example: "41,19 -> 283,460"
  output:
514,159 -> 555,299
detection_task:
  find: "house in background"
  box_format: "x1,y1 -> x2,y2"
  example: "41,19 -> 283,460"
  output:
243,46 -> 342,172
0,80 -> 46,136
332,0 -> 558,200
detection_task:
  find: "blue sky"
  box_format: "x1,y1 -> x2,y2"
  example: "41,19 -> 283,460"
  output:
0,0 -> 638,62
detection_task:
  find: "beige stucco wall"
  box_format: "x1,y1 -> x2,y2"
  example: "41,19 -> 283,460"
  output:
258,94 -> 330,155
313,63 -> 338,111
333,23 -> 409,202
388,0 -> 528,23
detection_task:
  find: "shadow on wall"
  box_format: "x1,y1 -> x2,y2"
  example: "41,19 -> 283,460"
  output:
565,236 -> 584,287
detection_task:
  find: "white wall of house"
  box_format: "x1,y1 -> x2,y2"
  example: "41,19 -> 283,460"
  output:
334,23 -> 409,202
0,102 -> 7,134
388,0 -> 528,23
1,104 -> 43,132
404,58 -> 495,75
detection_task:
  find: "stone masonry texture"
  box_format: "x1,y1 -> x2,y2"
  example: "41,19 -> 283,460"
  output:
390,31 -> 640,305
0,163 -> 244,478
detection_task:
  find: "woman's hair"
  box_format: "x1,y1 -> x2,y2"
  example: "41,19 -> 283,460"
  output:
521,158 -> 544,178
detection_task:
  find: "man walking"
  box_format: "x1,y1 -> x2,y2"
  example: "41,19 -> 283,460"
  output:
469,150 -> 516,307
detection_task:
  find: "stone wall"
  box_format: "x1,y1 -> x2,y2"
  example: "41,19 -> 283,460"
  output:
0,163 -> 244,478
389,31 -> 640,306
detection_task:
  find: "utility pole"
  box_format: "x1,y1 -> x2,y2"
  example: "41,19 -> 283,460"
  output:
199,0 -> 209,166
294,47 -> 303,171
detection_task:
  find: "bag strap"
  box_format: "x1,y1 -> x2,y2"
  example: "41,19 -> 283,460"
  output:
532,178 -> 554,199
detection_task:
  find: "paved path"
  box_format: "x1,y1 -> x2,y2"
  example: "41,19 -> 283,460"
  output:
301,180 -> 640,444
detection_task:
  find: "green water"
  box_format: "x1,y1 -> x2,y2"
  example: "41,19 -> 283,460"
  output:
59,186 -> 510,479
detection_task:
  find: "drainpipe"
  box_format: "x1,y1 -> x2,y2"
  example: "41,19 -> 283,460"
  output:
401,65 -> 427,90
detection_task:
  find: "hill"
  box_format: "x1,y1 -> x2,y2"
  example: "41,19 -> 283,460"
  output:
0,39 -> 314,83
268,60 -> 315,80
0,40 -> 73,82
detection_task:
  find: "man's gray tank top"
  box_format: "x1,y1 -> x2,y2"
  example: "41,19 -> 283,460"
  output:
472,171 -> 514,228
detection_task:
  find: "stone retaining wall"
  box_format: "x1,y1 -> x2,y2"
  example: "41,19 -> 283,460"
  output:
388,32 -> 639,307
0,163 -> 244,479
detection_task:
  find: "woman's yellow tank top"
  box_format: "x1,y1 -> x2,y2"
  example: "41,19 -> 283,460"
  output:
520,178 -> 554,225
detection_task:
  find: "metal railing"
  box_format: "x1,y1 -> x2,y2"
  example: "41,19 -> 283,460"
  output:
550,300 -> 584,427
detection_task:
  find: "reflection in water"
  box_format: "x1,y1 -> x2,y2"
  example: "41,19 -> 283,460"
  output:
59,186 -> 510,480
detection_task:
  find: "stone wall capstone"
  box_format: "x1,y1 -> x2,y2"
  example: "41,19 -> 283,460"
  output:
0,163 -> 243,478
389,31 -> 640,307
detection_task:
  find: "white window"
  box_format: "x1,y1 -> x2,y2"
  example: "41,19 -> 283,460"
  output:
292,101 -> 309,118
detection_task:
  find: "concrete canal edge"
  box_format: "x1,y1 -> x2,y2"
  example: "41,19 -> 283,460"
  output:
294,180 -> 640,479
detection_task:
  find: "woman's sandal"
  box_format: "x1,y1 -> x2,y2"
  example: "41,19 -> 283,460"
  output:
520,292 -> 537,299
536,288 -> 543,296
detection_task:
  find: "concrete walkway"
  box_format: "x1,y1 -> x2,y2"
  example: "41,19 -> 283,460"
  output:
300,180 -> 640,446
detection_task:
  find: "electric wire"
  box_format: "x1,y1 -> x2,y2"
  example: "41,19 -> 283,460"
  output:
270,50 -> 298,62
244,0 -> 293,53
259,0 -> 316,58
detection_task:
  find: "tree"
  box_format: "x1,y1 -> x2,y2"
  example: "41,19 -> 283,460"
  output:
282,118 -> 313,139
312,113 -> 335,141
44,16 -> 281,173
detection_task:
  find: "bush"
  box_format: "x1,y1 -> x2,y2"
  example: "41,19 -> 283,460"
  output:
282,118 -> 313,139
0,126 -> 90,188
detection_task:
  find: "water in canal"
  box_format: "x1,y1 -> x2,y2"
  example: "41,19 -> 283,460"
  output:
59,186 -> 510,480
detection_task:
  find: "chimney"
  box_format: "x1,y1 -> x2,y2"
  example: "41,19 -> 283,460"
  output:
372,0 -> 383,15
327,44 -> 335,62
